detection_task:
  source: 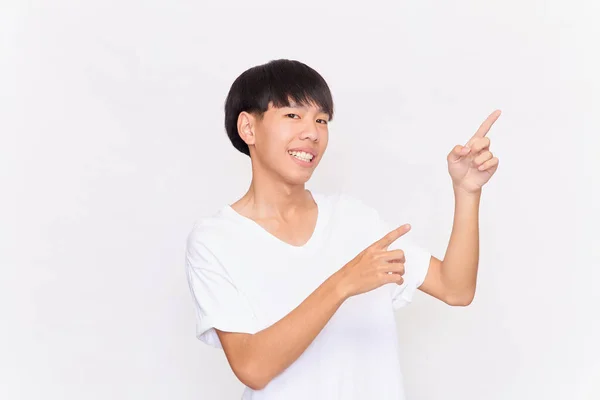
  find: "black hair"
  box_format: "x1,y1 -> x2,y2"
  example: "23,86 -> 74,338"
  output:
224,59 -> 334,157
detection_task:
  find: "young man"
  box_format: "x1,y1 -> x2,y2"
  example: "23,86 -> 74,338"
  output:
185,59 -> 500,399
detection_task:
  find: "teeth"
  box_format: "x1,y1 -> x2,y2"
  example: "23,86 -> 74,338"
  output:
288,151 -> 314,162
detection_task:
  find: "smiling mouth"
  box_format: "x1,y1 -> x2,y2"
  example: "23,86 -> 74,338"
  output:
288,150 -> 315,163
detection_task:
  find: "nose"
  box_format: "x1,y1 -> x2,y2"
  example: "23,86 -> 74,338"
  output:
299,122 -> 319,142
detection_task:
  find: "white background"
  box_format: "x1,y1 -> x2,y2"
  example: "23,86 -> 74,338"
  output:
1,1 -> 599,399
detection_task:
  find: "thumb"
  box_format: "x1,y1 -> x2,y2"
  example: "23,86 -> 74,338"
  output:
448,144 -> 470,163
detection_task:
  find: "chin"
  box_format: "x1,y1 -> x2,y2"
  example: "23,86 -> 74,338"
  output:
281,169 -> 314,185
288,173 -> 313,185
274,155 -> 320,185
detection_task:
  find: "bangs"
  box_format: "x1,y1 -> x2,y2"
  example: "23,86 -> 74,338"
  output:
260,61 -> 334,120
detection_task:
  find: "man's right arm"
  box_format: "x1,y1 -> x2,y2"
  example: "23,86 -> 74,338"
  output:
217,273 -> 346,390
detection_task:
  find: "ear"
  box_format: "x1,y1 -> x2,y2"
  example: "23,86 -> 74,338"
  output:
237,111 -> 256,147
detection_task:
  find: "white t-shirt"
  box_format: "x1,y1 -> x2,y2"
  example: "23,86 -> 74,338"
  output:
185,191 -> 431,400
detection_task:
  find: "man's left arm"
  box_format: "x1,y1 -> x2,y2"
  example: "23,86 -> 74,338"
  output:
419,189 -> 481,306
417,109 -> 502,307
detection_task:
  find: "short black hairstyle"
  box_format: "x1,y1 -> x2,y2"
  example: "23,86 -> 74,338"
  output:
224,59 -> 335,157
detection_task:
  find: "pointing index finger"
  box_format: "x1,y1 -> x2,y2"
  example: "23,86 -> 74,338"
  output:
467,109 -> 501,146
373,224 -> 411,249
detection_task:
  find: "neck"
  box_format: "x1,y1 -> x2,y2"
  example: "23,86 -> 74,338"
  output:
234,161 -> 313,220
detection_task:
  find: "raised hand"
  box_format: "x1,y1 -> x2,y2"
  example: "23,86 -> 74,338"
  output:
333,224 -> 412,299
447,110 -> 501,194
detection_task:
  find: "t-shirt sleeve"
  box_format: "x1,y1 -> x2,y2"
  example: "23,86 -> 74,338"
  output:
376,213 -> 432,310
185,228 -> 260,349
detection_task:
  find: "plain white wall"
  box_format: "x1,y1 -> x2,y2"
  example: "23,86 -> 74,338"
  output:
2,1 -> 599,399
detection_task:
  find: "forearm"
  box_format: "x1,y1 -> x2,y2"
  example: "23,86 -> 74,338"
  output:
243,274 -> 346,388
441,187 -> 481,303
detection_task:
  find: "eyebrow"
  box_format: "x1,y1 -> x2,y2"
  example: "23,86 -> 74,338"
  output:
287,102 -> 328,116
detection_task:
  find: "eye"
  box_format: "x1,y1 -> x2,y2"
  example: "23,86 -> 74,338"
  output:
286,113 -> 300,119
317,119 -> 328,125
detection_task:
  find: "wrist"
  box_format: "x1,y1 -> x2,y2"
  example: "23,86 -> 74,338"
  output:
327,272 -> 350,303
452,185 -> 482,198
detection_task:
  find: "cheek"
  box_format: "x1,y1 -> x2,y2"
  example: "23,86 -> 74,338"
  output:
257,124 -> 287,148
257,130 -> 293,162
320,131 -> 329,148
